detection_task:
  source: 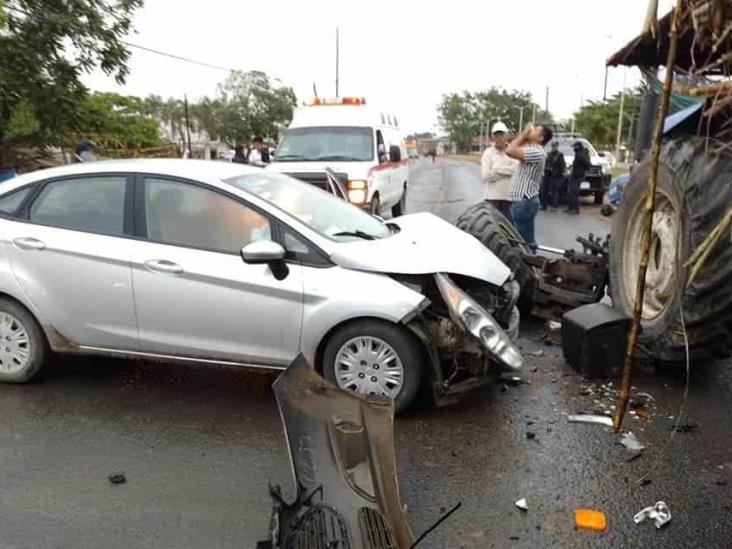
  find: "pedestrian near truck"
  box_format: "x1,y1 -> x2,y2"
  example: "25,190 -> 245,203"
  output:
480,122 -> 518,221
566,141 -> 591,214
506,124 -> 553,246
543,141 -> 566,211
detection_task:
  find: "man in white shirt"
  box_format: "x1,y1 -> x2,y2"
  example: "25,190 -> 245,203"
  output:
247,136 -> 270,167
481,122 -> 518,221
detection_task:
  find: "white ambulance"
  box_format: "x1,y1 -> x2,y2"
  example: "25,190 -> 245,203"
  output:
267,97 -> 409,217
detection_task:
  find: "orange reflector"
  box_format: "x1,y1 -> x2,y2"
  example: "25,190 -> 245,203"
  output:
575,509 -> 607,532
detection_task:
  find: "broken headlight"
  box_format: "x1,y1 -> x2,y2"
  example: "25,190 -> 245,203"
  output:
435,273 -> 523,370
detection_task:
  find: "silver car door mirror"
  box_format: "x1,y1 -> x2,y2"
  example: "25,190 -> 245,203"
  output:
241,241 -> 289,280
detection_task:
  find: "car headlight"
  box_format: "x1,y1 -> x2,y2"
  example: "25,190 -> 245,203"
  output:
435,273 -> 523,370
348,189 -> 367,204
601,164 -> 611,175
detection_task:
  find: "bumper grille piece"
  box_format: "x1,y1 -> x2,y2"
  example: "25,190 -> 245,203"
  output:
285,505 -> 351,549
358,507 -> 397,549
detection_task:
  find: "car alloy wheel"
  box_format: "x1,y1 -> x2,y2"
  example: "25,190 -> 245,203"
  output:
334,336 -> 404,398
0,312 -> 30,375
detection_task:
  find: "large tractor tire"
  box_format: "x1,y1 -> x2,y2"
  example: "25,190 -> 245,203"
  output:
457,202 -> 535,306
609,137 -> 732,361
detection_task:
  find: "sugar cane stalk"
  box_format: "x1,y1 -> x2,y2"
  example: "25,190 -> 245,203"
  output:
614,2 -> 684,433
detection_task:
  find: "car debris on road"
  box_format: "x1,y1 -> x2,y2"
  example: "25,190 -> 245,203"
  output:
634,501 -> 672,529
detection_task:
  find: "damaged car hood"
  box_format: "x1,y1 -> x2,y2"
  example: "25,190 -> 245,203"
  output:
330,212 -> 511,286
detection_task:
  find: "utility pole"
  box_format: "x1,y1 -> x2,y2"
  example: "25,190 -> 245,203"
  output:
515,106 -> 525,132
335,27 -> 340,98
614,67 -> 627,160
603,65 -> 609,100
532,104 -> 537,124
545,86 -> 549,112
184,94 -> 192,157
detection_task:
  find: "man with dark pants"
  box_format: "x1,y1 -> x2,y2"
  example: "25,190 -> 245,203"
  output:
506,124 -> 554,246
544,141 -> 566,211
566,141 -> 591,214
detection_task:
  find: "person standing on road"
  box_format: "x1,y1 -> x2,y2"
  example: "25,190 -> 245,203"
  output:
247,137 -> 270,167
506,124 -> 553,246
566,141 -> 591,215
544,141 -> 566,211
480,122 -> 518,221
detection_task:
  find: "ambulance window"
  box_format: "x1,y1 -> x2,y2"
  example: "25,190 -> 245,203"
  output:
376,130 -> 387,163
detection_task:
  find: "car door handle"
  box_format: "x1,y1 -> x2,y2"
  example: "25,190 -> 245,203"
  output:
13,237 -> 46,251
144,259 -> 183,275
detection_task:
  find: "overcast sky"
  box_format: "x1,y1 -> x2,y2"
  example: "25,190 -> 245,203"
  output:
86,0 -> 675,134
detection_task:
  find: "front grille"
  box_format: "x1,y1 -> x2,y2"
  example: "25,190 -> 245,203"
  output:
285,172 -> 348,193
358,507 -> 397,549
586,166 -> 602,177
285,505 -> 352,549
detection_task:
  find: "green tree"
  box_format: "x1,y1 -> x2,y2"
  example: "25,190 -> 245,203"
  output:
217,70 -> 296,146
0,0 -> 143,166
74,92 -> 162,150
438,87 -> 551,153
573,89 -> 643,150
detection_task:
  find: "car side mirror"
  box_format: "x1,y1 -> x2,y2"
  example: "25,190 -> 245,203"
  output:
241,241 -> 289,280
389,145 -> 401,163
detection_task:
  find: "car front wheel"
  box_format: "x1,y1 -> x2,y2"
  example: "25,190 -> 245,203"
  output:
0,299 -> 48,383
322,320 -> 423,413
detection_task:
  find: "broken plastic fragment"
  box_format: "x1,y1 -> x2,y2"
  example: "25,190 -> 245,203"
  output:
515,498 -> 528,511
567,414 -> 614,427
575,509 -> 607,532
634,501 -> 671,529
619,432 -> 646,452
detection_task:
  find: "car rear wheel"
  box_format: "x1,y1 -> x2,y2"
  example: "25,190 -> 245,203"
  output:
0,299 -> 48,383
322,320 -> 423,413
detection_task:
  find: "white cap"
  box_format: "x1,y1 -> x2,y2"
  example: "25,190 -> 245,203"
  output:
492,121 -> 509,135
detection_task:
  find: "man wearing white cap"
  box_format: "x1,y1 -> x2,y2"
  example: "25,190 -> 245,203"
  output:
480,121 -> 518,221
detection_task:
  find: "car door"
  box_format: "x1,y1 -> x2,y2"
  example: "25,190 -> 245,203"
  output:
130,175 -> 303,366
2,174 -> 138,349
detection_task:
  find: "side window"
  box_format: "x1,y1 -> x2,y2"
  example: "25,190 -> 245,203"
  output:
281,228 -> 329,266
144,178 -> 271,253
376,130 -> 386,163
0,186 -> 33,216
29,176 -> 126,235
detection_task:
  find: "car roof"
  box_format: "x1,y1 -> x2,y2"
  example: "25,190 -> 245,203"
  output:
4,159 -> 262,191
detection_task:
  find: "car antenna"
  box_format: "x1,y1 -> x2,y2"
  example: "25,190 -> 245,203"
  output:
408,501 -> 462,548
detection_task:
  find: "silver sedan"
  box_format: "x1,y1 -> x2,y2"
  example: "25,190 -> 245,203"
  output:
0,159 -> 522,411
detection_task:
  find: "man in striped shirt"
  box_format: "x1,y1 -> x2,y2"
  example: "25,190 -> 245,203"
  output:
506,124 -> 554,246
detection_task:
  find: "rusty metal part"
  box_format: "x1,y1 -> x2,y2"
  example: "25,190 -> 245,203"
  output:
614,4 -> 683,434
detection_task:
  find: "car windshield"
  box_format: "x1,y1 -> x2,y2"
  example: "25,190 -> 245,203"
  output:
553,139 -> 598,157
275,126 -> 374,162
227,172 -> 390,240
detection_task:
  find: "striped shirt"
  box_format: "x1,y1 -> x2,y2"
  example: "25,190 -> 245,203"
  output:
509,145 -> 546,201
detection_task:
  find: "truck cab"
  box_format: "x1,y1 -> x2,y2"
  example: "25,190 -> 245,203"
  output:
266,98 -> 409,217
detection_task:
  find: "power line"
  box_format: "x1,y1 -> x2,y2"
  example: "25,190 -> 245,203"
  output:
4,4 -> 250,75
120,40 -> 239,73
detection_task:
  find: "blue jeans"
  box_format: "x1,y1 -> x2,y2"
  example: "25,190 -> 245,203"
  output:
511,196 -> 540,246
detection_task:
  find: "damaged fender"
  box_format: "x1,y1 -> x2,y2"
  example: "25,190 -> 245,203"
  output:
260,355 -> 415,549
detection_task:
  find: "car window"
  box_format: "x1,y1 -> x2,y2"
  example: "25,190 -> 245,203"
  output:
29,176 -> 126,235
144,178 -> 271,253
0,186 -> 33,216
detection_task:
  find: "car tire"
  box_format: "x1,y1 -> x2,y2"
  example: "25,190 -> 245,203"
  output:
322,320 -> 423,413
594,190 -> 604,205
370,194 -> 381,216
0,298 -> 48,383
391,185 -> 406,217
609,137 -> 732,361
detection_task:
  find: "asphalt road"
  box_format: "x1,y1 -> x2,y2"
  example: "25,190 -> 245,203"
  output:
0,158 -> 730,549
